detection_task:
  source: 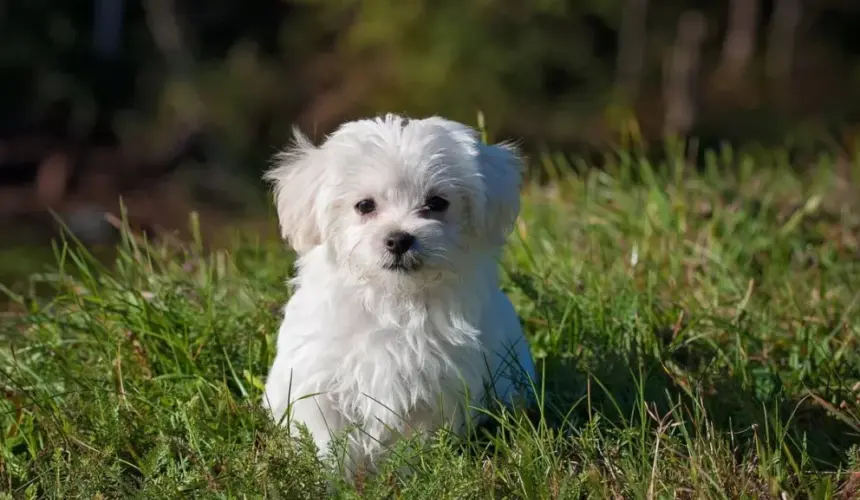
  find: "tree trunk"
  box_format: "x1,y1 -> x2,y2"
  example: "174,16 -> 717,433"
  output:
766,0 -> 801,83
616,0 -> 649,101
663,11 -> 707,138
720,0 -> 760,79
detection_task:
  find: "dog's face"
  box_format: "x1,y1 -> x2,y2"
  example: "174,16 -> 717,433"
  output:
266,115 -> 522,289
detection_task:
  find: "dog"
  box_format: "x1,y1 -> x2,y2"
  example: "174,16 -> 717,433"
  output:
261,114 -> 536,476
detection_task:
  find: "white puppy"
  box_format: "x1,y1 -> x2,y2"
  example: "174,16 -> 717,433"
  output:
261,114 -> 535,475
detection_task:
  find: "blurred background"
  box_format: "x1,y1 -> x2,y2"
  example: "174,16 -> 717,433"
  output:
2,0 -> 860,272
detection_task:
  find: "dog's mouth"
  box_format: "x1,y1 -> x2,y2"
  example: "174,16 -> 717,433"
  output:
382,256 -> 423,273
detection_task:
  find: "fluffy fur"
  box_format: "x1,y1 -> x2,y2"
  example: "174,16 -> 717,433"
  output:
261,114 -> 536,476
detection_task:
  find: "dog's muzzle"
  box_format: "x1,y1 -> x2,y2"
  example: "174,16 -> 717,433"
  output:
382,231 -> 422,272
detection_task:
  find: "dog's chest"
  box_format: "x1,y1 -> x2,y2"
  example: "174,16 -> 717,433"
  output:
328,318 -> 484,425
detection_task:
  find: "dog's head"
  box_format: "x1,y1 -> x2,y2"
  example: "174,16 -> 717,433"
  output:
265,114 -> 522,289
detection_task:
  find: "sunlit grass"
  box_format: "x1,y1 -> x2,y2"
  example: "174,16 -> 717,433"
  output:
2,145 -> 860,498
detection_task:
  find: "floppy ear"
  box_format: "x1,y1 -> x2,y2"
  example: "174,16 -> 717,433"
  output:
264,128 -> 326,254
418,117 -> 524,245
475,141 -> 523,245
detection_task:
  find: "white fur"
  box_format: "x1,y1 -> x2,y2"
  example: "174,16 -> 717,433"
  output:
261,114 -> 536,476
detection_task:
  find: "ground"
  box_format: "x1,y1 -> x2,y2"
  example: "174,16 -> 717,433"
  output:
2,144 -> 860,499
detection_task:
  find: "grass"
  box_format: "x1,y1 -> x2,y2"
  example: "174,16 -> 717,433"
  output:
2,143 -> 860,498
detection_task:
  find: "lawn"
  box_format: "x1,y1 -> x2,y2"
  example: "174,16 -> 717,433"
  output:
2,143 -> 860,498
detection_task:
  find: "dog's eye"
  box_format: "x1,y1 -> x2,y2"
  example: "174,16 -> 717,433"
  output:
424,195 -> 449,212
355,198 -> 376,215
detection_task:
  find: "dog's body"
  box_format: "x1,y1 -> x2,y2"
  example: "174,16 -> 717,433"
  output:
262,115 -> 535,473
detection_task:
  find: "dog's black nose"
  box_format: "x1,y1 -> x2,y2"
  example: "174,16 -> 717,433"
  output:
385,231 -> 415,255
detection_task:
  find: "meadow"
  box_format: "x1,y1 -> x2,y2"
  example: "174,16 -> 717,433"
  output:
2,142 -> 860,499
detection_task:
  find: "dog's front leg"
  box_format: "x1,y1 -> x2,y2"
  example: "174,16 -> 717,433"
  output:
287,395 -> 345,458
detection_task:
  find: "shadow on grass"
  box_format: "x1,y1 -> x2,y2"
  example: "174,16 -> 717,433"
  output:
541,348 -> 858,464
471,272 -> 860,481
465,325 -> 859,488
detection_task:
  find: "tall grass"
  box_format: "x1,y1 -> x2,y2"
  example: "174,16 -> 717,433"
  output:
2,145 -> 860,498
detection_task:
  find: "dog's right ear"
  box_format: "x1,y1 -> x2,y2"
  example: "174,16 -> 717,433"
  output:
264,128 -> 325,254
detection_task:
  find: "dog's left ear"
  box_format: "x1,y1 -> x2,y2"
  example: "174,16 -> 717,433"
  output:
421,117 -> 523,245
264,128 -> 327,254
474,140 -> 523,245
